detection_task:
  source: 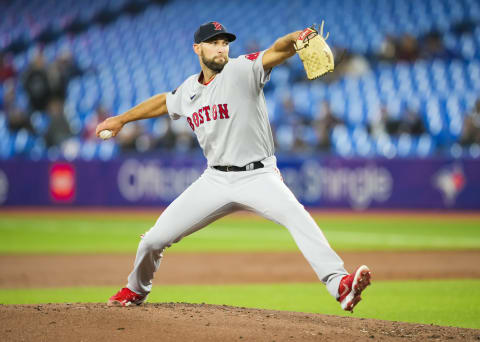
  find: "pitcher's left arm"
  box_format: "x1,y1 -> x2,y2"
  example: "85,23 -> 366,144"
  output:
262,31 -> 302,70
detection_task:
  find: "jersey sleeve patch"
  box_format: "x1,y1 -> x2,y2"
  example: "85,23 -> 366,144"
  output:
245,52 -> 260,61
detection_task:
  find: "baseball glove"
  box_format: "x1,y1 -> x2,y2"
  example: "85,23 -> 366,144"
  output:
294,21 -> 334,80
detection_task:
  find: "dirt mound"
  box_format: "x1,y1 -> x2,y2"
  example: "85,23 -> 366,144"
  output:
1,303 -> 478,342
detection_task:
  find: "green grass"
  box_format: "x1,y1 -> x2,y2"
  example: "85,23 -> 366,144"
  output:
0,213 -> 479,254
0,279 -> 478,329
1,212 -> 478,329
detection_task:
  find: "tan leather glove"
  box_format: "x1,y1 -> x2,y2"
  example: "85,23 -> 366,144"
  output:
294,21 -> 334,79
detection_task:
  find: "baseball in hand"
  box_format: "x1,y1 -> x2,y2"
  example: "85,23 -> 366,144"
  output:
99,130 -> 113,140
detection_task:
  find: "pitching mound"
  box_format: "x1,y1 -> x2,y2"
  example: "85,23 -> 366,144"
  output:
1,303 -> 478,342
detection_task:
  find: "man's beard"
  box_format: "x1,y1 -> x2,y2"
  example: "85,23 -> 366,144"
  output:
201,51 -> 228,73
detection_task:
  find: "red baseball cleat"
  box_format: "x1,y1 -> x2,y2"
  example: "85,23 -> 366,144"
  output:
108,287 -> 146,307
337,265 -> 371,312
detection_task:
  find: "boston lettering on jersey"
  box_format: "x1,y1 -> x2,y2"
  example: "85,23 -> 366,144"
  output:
186,104 -> 229,131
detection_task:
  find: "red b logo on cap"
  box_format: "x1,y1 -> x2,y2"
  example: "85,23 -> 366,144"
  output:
212,22 -> 223,31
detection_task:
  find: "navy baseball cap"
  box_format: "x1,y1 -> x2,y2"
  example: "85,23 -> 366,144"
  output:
194,21 -> 236,44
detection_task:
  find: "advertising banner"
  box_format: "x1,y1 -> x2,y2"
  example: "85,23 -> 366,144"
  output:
0,157 -> 478,210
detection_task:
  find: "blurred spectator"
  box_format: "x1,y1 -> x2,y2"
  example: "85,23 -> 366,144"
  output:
48,50 -> 84,105
378,31 -> 458,63
322,48 -> 370,82
44,99 -> 73,147
378,35 -> 398,62
341,53 -> 369,77
56,50 -> 84,81
420,31 -> 457,60
22,50 -> 51,111
135,132 -> 155,153
337,50 -> 369,77
398,108 -> 426,136
2,80 -> 34,133
312,101 -> 344,150
23,49 -> 84,115
48,58 -> 69,103
396,34 -> 420,62
84,105 -> 110,140
378,34 -> 420,63
460,99 -> 480,146
291,125 -> 311,153
368,106 -> 401,138
116,121 -> 144,152
0,52 -> 16,83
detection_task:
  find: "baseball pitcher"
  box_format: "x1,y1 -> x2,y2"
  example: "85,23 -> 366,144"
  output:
96,21 -> 370,312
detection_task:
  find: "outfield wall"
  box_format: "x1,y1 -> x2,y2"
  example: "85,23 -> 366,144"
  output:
1,157 -> 479,210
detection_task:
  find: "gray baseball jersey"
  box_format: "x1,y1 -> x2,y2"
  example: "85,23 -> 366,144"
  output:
166,50 -> 275,167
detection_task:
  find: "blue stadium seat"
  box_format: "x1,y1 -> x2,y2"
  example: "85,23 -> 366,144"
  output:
2,0 -> 480,159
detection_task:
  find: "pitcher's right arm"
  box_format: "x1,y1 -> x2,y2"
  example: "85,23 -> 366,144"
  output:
96,93 -> 168,138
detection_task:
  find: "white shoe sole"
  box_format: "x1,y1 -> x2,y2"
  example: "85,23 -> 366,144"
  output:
107,298 -> 146,307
